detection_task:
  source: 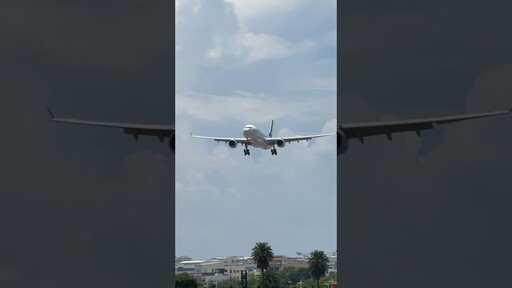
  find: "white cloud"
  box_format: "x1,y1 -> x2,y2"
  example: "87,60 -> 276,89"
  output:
176,0 -> 336,259
199,25 -> 317,65
178,0 -> 307,65
175,93 -> 336,258
237,32 -> 316,64
226,0 -> 304,23
176,0 -> 335,94
176,92 -> 335,124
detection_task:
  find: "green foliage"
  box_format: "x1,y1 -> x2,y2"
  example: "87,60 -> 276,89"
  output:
316,272 -> 337,288
307,250 -> 329,288
249,271 -> 281,288
251,242 -> 274,288
326,271 -> 336,282
277,266 -> 311,285
251,242 -> 274,272
247,272 -> 259,287
302,278 -> 316,287
259,270 -> 282,288
176,273 -> 200,288
216,278 -> 242,288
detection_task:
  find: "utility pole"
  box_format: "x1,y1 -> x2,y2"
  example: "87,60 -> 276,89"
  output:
240,270 -> 248,288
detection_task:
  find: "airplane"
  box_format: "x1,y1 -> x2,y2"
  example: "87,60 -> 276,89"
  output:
190,120 -> 335,156
47,108 -> 175,154
47,106 -> 511,157
336,107 -> 512,155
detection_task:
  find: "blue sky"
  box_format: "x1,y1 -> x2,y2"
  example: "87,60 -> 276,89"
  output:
175,0 -> 336,259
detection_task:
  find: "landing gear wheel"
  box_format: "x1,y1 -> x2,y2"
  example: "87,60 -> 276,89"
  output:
243,144 -> 251,156
271,148 -> 277,155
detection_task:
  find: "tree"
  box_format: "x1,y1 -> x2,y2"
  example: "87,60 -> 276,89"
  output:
307,250 -> 329,288
259,269 -> 281,288
217,278 -> 242,288
175,273 -> 200,288
278,266 -> 311,286
251,242 -> 274,288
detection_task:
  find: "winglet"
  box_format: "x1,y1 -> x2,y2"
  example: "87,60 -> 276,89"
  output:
190,132 -> 193,137
47,107 -> 55,119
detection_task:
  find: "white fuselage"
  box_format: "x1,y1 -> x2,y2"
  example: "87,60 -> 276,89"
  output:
242,125 -> 272,149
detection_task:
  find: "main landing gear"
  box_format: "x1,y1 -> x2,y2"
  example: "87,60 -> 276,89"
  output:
243,143 -> 250,156
242,145 -> 278,156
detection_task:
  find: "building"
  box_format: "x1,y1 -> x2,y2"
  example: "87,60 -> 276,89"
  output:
282,257 -> 308,269
327,256 -> 337,274
176,260 -> 206,274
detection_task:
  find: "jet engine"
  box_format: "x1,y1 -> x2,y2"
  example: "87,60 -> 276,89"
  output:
337,128 -> 349,155
228,139 -> 238,148
169,132 -> 175,154
276,138 -> 285,148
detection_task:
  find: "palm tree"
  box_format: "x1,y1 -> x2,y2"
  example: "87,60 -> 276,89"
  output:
251,242 -> 274,288
307,250 -> 329,288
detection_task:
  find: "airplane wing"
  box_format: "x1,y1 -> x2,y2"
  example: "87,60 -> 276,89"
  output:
189,133 -> 252,144
47,108 -> 175,147
266,133 -> 335,144
340,108 -> 512,142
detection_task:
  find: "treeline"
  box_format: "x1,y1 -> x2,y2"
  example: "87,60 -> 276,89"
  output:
176,242 -> 335,288
176,269 -> 336,288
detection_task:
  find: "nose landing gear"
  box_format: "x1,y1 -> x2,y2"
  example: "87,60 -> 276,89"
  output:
243,143 -> 250,156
